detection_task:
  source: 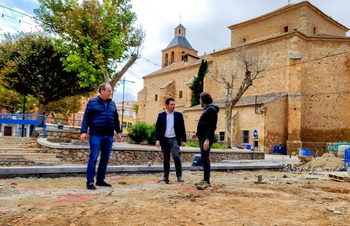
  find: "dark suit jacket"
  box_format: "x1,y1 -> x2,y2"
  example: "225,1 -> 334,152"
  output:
155,111 -> 187,146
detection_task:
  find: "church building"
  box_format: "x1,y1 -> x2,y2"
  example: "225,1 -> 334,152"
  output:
137,1 -> 350,155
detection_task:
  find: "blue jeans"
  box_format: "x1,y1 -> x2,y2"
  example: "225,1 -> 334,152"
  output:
86,135 -> 114,184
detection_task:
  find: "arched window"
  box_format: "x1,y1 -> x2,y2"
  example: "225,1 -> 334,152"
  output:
171,51 -> 174,64
165,53 -> 168,66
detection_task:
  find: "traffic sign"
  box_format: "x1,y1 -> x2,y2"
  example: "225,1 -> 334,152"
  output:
253,130 -> 258,139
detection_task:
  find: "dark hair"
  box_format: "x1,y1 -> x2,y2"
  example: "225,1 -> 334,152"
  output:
98,83 -> 110,93
165,98 -> 175,105
200,92 -> 213,105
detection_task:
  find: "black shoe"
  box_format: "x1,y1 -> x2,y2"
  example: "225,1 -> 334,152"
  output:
158,177 -> 169,184
194,180 -> 205,186
87,182 -> 96,190
177,176 -> 184,182
196,181 -> 211,190
96,181 -> 112,187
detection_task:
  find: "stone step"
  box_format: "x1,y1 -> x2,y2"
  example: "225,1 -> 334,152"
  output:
0,138 -> 40,150
0,139 -> 37,143
0,137 -> 36,141
0,158 -> 61,166
0,153 -> 57,159
0,140 -> 36,144
0,153 -> 61,166
0,141 -> 37,147
0,153 -> 56,159
0,148 -> 47,153
0,158 -> 28,166
0,144 -> 37,146
0,137 -> 60,166
0,153 -> 60,165
0,145 -> 37,147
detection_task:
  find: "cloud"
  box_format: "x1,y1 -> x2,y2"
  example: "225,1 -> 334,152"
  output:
2,0 -> 350,101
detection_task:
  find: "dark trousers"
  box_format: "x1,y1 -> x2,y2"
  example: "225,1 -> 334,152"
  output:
199,139 -> 211,183
161,138 -> 182,179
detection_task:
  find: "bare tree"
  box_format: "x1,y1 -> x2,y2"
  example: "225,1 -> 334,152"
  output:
211,46 -> 266,148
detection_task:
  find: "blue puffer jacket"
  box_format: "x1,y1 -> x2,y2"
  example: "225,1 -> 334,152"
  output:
80,96 -> 121,136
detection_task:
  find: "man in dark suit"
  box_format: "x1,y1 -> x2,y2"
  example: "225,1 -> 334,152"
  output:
155,98 -> 187,183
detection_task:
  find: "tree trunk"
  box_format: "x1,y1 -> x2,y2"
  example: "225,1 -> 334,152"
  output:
110,54 -> 138,89
37,103 -> 45,115
225,101 -> 232,148
104,67 -> 109,83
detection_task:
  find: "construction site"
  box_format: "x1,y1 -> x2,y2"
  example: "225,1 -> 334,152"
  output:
0,136 -> 349,226
1,1 -> 350,225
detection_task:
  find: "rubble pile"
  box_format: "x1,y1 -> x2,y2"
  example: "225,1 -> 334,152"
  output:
304,153 -> 344,171
283,153 -> 346,172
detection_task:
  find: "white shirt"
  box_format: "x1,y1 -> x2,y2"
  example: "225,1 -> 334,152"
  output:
164,111 -> 176,138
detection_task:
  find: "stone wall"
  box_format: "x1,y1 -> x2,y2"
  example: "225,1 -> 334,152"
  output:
37,129 -> 264,165
40,147 -> 263,165
45,129 -> 81,141
37,142 -> 264,166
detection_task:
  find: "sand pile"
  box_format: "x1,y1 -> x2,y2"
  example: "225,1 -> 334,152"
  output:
304,153 -> 345,169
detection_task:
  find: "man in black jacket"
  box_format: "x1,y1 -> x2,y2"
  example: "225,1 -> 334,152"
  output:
195,92 -> 219,190
155,98 -> 187,183
80,83 -> 122,190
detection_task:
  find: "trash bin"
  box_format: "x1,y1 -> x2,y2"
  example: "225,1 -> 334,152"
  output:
338,145 -> 350,158
191,154 -> 202,166
246,144 -> 252,150
345,148 -> 350,170
273,145 -> 286,155
299,148 -> 311,156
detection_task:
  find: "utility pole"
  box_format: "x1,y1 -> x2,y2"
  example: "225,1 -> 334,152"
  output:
121,77 -> 135,133
21,95 -> 26,137
73,96 -> 76,129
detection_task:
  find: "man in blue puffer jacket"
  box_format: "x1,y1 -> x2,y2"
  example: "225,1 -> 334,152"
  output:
80,83 -> 122,190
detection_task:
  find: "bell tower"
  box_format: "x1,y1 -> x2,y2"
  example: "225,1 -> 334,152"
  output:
161,24 -> 198,67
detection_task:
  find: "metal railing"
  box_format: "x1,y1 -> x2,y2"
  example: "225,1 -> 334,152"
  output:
46,117 -> 82,128
0,113 -> 47,137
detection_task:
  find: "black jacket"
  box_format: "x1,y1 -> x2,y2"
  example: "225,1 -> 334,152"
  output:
80,96 -> 121,136
196,104 -> 219,141
155,111 -> 187,146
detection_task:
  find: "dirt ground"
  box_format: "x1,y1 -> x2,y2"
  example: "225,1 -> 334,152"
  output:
1,168 -> 350,226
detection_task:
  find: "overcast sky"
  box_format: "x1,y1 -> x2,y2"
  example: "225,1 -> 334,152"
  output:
1,0 -> 350,101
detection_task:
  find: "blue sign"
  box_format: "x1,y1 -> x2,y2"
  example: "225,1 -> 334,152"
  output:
253,130 -> 258,139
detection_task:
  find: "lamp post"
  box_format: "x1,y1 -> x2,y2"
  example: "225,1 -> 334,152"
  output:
72,96 -> 76,129
121,77 -> 135,133
21,95 -> 26,137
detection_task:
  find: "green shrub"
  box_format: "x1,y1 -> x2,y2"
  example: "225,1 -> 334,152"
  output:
211,142 -> 227,149
146,123 -> 156,145
127,121 -> 149,144
127,121 -> 155,144
186,140 -> 199,147
213,134 -> 219,143
186,136 -> 226,149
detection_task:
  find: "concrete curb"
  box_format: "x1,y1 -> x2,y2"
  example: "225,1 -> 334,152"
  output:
0,163 -> 284,176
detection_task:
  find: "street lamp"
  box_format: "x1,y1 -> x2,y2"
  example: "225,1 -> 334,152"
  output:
21,94 -> 26,137
121,77 -> 135,133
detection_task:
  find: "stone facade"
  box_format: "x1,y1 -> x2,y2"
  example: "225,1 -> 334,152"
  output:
137,2 -> 350,156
